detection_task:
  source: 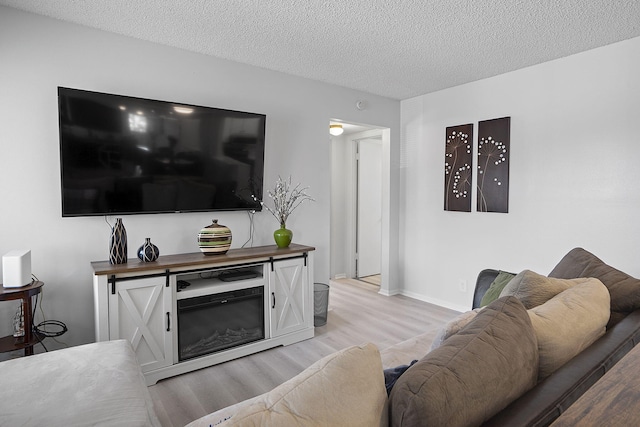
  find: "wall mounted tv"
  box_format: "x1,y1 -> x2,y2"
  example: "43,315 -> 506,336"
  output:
58,87 -> 265,217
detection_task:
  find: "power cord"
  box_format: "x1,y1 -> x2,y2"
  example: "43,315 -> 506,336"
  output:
242,210 -> 256,248
29,274 -> 68,352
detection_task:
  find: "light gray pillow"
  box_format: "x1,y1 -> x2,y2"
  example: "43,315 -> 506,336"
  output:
429,308 -> 482,351
528,278 -> 610,380
188,343 -> 388,427
500,269 -> 593,309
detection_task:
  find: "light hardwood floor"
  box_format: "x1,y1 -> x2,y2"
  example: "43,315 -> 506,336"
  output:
148,278 -> 460,427
359,274 -> 382,286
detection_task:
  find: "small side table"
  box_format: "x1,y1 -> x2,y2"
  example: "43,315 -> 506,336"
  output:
0,281 -> 43,356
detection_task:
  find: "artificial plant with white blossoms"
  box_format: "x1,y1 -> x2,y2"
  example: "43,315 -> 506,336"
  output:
261,176 -> 314,228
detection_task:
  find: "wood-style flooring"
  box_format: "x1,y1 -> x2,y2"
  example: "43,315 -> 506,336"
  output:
359,274 -> 382,286
148,278 -> 459,427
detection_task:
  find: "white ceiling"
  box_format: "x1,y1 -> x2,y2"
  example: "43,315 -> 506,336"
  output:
2,0 -> 640,100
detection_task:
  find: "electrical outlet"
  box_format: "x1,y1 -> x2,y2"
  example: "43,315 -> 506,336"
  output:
458,279 -> 467,292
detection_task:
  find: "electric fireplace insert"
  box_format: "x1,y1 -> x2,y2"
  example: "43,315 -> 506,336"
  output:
177,286 -> 264,361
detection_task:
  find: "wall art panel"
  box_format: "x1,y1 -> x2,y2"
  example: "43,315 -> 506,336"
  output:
477,116 -> 510,213
444,123 -> 473,212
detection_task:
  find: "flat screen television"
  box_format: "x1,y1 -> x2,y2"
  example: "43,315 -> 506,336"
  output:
58,87 -> 265,216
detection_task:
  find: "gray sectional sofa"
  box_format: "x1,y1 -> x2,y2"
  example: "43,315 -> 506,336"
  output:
479,248 -> 640,426
388,247 -> 640,426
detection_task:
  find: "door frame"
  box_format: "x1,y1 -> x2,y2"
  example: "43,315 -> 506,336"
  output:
330,125 -> 393,295
354,135 -> 383,280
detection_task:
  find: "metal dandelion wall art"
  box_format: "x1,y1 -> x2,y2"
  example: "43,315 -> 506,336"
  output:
444,123 -> 473,212
477,117 -> 510,213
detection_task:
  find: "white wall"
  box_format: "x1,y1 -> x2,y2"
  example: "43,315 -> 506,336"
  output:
0,6 -> 400,350
400,36 -> 640,312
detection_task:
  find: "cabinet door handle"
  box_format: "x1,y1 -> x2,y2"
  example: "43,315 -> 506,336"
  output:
109,275 -> 116,295
271,292 -> 276,309
166,312 -> 171,332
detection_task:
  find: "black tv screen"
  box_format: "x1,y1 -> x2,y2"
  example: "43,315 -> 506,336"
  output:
58,87 -> 265,216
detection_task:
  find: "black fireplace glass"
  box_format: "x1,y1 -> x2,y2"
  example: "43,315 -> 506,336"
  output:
177,286 -> 264,361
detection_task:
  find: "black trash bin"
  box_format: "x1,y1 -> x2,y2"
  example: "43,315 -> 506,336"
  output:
313,283 -> 330,326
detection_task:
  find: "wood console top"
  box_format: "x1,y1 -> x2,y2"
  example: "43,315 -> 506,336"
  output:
550,342 -> 640,426
91,243 -> 315,276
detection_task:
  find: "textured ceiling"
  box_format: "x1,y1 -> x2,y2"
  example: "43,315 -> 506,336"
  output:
2,0 -> 640,100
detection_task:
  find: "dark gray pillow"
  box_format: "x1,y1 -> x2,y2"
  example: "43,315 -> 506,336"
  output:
389,296 -> 538,427
549,247 -> 640,326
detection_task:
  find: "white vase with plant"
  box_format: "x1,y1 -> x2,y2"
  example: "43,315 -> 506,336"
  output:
261,176 -> 314,248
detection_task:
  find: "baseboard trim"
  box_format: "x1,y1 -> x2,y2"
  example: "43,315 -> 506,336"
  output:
378,287 -> 400,297
399,290 -> 467,313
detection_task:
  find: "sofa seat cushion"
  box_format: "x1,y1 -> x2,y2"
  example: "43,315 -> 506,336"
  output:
500,269 -> 593,309
388,296 -> 538,427
0,340 -> 160,426
528,279 -> 610,380
549,247 -> 640,326
187,343 -> 387,427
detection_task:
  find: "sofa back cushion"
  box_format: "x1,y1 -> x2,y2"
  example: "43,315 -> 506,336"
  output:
388,296 -> 538,427
500,269 -> 593,309
188,343 -> 388,427
528,279 -> 610,380
549,247 -> 640,326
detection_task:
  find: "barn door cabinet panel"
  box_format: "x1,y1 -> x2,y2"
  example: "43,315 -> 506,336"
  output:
108,276 -> 174,373
269,256 -> 312,338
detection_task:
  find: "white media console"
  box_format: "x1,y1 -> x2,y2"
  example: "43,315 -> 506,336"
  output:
92,244 -> 315,385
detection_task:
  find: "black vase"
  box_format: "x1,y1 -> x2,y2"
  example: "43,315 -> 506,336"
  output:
137,238 -> 160,262
109,218 -> 128,264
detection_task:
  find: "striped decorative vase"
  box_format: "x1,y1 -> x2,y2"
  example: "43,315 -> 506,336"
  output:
198,219 -> 232,255
109,218 -> 128,264
137,238 -> 160,262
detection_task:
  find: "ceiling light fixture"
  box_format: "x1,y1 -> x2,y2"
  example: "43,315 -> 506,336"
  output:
329,124 -> 344,136
173,106 -> 194,114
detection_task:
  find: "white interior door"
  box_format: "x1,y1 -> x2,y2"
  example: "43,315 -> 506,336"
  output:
357,138 -> 382,278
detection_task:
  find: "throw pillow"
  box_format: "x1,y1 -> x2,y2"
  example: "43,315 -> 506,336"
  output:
499,269 -> 593,309
384,360 -> 418,395
429,308 -> 481,351
548,247 -> 640,326
186,343 -> 387,427
480,270 -> 517,306
528,278 -> 610,380
389,296 -> 538,427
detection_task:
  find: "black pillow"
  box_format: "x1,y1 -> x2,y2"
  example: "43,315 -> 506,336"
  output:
383,360 -> 417,395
